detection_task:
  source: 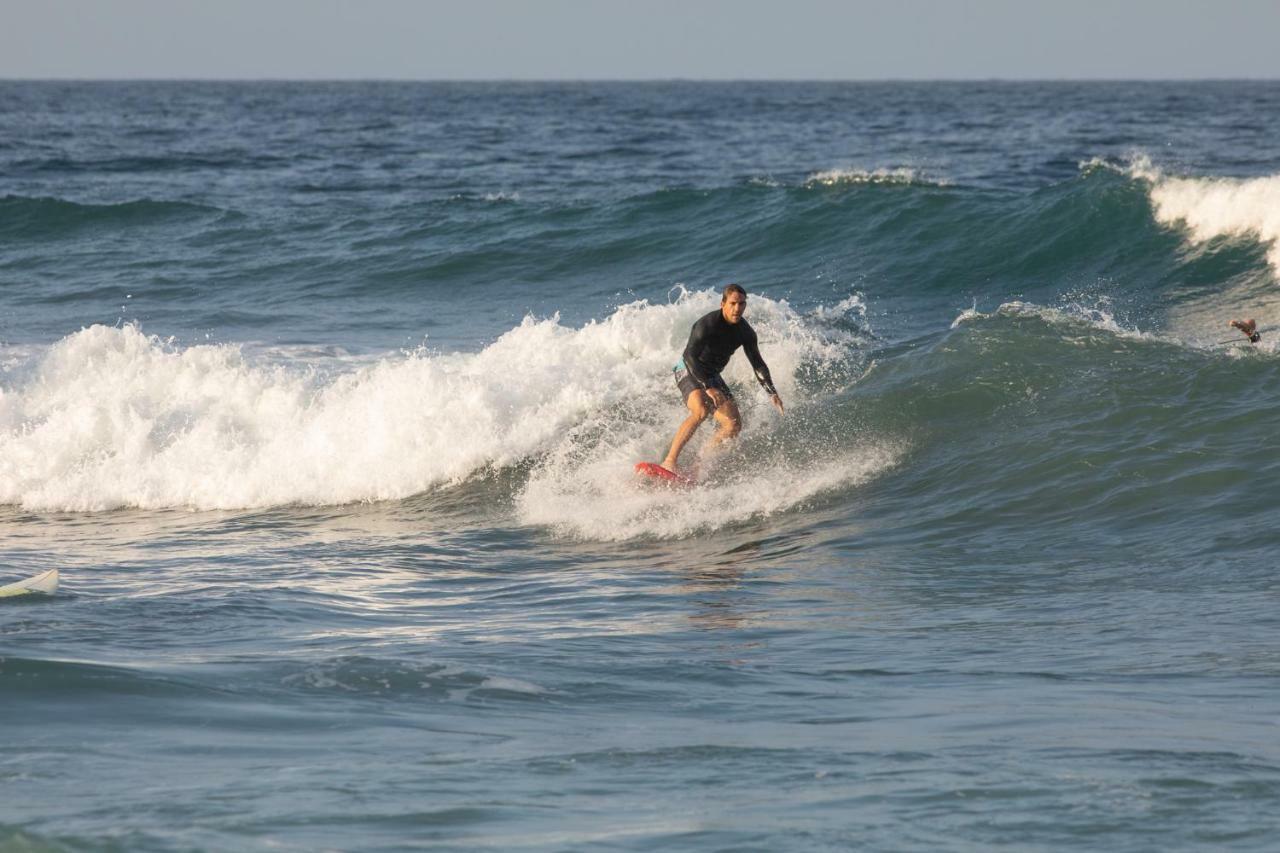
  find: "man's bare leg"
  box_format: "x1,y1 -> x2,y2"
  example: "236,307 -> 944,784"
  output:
705,397 -> 742,455
661,391 -> 712,472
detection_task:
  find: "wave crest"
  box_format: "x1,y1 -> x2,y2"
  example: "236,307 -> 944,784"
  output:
0,194 -> 219,239
0,291 -> 865,517
1083,155 -> 1280,276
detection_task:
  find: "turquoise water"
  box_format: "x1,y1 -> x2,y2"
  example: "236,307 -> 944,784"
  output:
3,81 -> 1280,851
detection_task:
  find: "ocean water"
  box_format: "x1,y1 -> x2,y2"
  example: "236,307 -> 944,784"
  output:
3,80 -> 1280,851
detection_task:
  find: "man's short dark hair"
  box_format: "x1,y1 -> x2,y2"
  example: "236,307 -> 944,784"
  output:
721,283 -> 747,301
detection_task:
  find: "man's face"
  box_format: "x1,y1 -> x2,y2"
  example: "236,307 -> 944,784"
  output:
722,292 -> 746,324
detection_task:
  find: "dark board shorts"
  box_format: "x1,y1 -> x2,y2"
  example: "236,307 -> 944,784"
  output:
674,360 -> 732,403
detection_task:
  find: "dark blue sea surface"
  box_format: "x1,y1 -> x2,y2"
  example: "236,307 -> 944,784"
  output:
3,81 -> 1280,851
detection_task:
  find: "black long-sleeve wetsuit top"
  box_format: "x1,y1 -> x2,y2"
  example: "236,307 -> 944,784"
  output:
682,309 -> 778,396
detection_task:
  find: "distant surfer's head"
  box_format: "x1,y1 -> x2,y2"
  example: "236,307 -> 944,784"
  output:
721,283 -> 747,323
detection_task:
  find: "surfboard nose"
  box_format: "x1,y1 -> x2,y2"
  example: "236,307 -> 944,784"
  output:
634,461 -> 693,486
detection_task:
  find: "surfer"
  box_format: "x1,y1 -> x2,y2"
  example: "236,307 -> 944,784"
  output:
660,284 -> 784,474
1229,318 -> 1262,344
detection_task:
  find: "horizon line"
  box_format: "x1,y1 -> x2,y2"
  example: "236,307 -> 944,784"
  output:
3,76 -> 1279,84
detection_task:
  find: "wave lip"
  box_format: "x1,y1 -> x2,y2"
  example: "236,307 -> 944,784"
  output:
1089,155 -> 1280,276
1150,172 -> 1280,273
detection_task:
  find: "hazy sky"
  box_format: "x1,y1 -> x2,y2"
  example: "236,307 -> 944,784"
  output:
3,0 -> 1278,80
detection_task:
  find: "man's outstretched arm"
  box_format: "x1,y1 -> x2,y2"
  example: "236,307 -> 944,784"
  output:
744,340 -> 784,413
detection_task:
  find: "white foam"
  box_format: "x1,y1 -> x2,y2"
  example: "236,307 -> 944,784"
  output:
950,304 -> 986,328
1150,173 -> 1280,273
517,443 -> 899,542
808,292 -> 869,325
950,300 -> 1147,340
0,290 -> 873,520
805,167 -> 940,187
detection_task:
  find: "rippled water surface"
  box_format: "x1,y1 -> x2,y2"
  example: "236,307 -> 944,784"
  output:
4,81 -> 1280,851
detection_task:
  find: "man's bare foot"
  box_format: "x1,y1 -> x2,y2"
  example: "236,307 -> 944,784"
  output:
1230,318 -> 1260,343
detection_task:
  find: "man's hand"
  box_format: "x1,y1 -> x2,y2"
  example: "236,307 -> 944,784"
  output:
770,393 -> 784,414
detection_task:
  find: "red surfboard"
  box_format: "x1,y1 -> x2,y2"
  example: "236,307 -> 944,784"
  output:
634,462 -> 695,487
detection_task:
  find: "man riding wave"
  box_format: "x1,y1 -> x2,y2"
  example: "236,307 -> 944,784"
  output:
660,284 -> 784,474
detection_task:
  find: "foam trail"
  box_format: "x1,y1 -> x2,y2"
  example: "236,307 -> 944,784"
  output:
518,444 -> 899,541
0,290 -> 867,516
